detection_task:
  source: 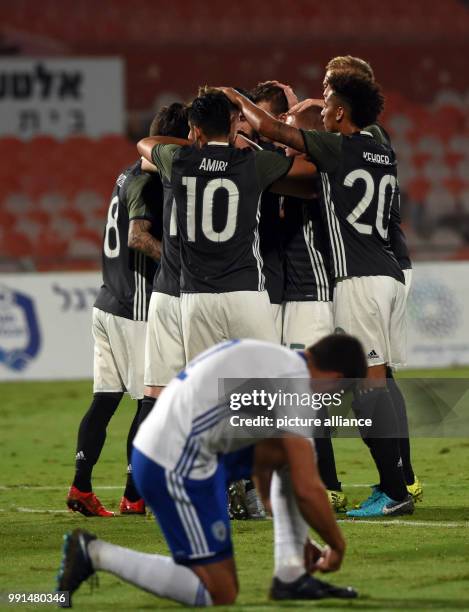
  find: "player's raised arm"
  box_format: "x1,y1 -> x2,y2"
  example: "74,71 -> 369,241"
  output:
137,135 -> 190,163
221,87 -> 306,153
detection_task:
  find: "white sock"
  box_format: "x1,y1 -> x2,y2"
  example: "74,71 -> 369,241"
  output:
271,466 -> 308,583
88,540 -> 212,606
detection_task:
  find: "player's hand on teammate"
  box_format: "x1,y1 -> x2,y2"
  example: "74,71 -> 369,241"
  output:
288,98 -> 325,117
260,80 -> 299,110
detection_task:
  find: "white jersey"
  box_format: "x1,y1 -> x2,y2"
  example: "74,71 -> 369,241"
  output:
134,339 -> 311,479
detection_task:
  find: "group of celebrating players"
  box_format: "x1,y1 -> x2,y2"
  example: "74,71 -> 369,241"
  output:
57,55 -> 424,607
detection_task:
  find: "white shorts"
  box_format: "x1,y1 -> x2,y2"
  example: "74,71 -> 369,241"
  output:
333,276 -> 407,368
181,290 -> 279,362
282,301 -> 334,349
403,268 -> 412,301
271,303 -> 283,341
92,307 -> 147,400
144,292 -> 186,387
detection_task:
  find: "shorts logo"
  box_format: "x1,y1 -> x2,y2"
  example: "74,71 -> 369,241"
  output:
367,349 -> 380,360
211,520 -> 227,542
0,285 -> 41,371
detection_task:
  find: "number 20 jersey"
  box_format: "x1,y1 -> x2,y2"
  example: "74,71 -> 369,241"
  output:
169,143 -> 291,294
301,129 -> 404,284
94,160 -> 162,321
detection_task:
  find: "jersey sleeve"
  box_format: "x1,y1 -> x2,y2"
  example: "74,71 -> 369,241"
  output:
151,144 -> 181,181
126,174 -> 162,227
366,123 -> 391,145
300,130 -> 342,173
254,150 -> 293,191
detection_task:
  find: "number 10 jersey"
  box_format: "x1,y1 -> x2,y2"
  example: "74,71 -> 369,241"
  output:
152,142 -> 292,294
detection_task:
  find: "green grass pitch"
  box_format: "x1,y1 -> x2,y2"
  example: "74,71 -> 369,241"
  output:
1,369 -> 469,611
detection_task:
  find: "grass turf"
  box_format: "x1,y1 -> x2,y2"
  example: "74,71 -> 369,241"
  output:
1,371 -> 469,610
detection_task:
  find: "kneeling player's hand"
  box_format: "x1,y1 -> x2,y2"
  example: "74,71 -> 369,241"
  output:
304,537 -> 323,573
315,545 -> 343,573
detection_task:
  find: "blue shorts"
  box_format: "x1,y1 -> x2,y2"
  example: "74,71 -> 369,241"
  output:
132,446 -> 254,566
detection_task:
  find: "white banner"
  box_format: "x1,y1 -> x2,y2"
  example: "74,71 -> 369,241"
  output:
407,262 -> 469,368
1,263 -> 468,381
0,58 -> 124,139
0,272 -> 100,381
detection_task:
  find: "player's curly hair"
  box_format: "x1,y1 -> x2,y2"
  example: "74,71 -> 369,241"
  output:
327,72 -> 384,128
149,102 -> 188,138
251,82 -> 289,116
326,55 -> 374,81
188,90 -> 232,138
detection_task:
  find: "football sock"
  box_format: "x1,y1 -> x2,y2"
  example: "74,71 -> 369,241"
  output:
271,466 -> 308,583
353,387 -> 407,501
386,367 -> 415,485
73,392 -> 123,492
139,395 -> 156,427
88,540 -> 213,606
314,437 -> 341,491
123,400 -> 143,502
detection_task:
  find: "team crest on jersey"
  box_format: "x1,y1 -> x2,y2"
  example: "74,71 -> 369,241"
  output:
211,520 -> 227,542
0,285 -> 41,371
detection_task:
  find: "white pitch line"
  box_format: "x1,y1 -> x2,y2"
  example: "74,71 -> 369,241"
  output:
0,483 -> 464,491
0,508 -> 467,528
0,507 -> 69,514
338,519 -> 469,528
0,485 -> 123,491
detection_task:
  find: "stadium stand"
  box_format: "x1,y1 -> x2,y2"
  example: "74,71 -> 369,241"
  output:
0,0 -> 468,269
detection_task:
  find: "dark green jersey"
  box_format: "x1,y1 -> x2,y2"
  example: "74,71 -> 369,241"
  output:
94,160 -> 163,320
258,142 -> 286,305
152,142 -> 292,293
301,129 -> 404,283
367,124 -> 411,270
152,176 -> 180,296
283,187 -> 332,302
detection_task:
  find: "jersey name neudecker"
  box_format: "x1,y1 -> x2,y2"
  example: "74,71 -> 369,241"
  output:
363,151 -> 392,165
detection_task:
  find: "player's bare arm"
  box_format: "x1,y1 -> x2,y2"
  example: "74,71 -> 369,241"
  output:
128,219 -> 162,261
270,156 -> 317,199
141,158 -> 158,173
137,135 -> 190,163
288,98 -> 325,116
282,435 -> 346,570
220,87 -> 306,153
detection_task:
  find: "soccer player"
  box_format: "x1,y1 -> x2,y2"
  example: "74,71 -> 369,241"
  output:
57,334 -> 367,606
321,55 -> 421,502
142,103 -> 189,422
220,74 -> 415,517
137,90 -> 316,363
249,82 -> 293,339
282,104 -> 346,510
66,123 -> 163,517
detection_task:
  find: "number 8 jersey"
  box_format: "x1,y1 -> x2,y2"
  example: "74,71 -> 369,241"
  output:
152,142 -> 292,293
94,160 -> 163,321
301,128 -> 404,284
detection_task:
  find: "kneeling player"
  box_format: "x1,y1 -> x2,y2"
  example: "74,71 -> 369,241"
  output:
57,334 -> 367,606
